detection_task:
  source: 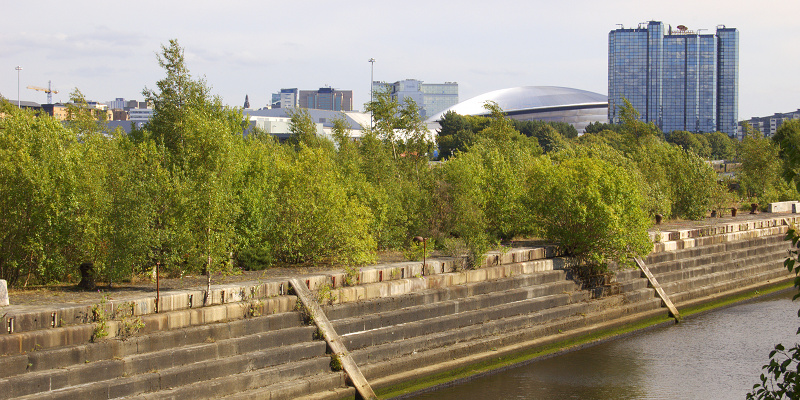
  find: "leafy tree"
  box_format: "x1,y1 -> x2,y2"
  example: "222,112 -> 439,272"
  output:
0,101 -> 76,285
773,119 -> 800,193
523,156 -> 652,271
738,123 -> 788,205
666,130 -> 711,158
704,131 -> 736,160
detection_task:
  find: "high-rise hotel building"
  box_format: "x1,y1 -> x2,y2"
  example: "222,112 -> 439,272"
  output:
608,21 -> 739,137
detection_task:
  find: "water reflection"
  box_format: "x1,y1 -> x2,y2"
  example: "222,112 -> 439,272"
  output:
412,291 -> 798,400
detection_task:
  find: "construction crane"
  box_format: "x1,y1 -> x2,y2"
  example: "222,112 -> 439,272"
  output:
27,80 -> 59,104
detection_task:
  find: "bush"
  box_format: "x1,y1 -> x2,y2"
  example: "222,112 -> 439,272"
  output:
524,157 -> 652,270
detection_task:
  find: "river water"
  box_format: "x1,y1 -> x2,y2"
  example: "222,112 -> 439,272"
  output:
412,290 -> 799,400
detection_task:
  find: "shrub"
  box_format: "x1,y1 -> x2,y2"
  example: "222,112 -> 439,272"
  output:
524,157 -> 652,270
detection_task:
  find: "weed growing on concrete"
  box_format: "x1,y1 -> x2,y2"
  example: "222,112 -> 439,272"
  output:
330,354 -> 343,371
443,238 -> 469,271
115,302 -> 144,340
294,301 -> 314,324
315,283 -> 336,306
343,265 -> 359,287
91,295 -> 110,342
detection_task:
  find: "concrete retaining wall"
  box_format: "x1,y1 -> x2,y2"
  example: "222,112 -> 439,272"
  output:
0,216 -> 795,399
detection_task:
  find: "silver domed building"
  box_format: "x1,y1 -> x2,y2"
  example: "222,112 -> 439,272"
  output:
426,86 -> 608,134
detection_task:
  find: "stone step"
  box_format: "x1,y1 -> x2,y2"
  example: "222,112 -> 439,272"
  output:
0,295 -> 297,357
8,340 -> 326,400
659,257 -> 786,297
348,293 -> 655,367
324,269 -> 570,322
342,291 -> 589,352
651,251 -> 784,286
644,238 -> 787,276
361,295 -> 664,387
219,371 -> 349,400
1,310 -> 306,380
646,235 -> 785,266
669,265 -> 792,306
131,357 -> 335,400
332,280 -> 580,337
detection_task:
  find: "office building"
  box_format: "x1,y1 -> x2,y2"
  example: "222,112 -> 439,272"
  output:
740,109 -> 800,137
608,21 -> 739,137
299,87 -> 353,111
372,79 -> 458,119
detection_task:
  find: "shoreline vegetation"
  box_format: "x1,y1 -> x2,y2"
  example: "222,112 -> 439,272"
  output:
2,39 -> 800,301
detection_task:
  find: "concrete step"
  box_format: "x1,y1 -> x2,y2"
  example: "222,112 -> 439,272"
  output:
659,256 -> 786,297
349,294 -> 645,367
8,340 -> 327,400
332,279 -> 580,337
652,250 -> 784,286
219,371 -> 349,400
644,239 -> 787,276
342,291 -> 588,352
669,264 -> 792,306
1,310 -> 306,380
324,269 -> 570,321
131,357 -> 335,400
646,235 -> 785,266
361,295 -> 664,387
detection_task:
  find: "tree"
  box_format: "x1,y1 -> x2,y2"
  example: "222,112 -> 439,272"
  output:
141,39 -> 245,303
524,157 -> 652,272
773,119 -> 800,193
748,119 -> 800,399
738,123 -> 787,205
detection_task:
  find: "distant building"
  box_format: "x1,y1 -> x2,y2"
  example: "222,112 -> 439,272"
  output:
427,86 -> 607,134
608,21 -> 739,137
740,109 -> 800,137
129,108 -> 154,123
299,88 -> 353,111
273,88 -> 299,109
372,79 -> 458,119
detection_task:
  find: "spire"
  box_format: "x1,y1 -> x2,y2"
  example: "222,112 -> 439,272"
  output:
244,94 -> 250,109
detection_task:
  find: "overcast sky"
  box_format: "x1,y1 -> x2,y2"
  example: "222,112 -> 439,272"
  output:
2,0 -> 798,120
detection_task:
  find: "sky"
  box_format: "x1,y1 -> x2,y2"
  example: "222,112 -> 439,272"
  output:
1,0 -> 798,120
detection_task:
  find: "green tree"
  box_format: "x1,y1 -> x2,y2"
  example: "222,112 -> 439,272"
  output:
773,119 -> 800,193
524,156 -> 652,271
738,123 -> 787,205
704,131 -> 736,160
0,100 -> 76,285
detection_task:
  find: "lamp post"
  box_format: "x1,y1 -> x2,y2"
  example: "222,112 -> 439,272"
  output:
368,58 -> 375,128
15,66 -> 22,108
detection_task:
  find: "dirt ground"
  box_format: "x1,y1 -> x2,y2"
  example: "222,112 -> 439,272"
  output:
3,212 -> 780,308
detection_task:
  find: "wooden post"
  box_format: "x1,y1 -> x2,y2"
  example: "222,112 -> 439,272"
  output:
634,257 -> 681,322
289,278 -> 377,400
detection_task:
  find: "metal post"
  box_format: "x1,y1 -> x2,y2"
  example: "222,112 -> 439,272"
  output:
15,66 -> 22,108
368,58 -> 375,128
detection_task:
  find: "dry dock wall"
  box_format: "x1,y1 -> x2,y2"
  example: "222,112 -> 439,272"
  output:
0,215 -> 796,399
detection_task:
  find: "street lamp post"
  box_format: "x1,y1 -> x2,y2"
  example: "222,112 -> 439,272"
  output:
368,58 -> 375,128
15,66 -> 22,108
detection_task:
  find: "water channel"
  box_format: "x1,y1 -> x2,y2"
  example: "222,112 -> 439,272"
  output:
412,290 -> 799,400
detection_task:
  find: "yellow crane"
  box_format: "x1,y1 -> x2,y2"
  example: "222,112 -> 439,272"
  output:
27,80 -> 59,104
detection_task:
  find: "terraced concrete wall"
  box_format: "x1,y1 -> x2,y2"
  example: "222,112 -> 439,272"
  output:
0,216 -> 796,399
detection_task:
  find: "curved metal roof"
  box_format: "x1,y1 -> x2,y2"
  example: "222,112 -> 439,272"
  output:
426,86 -> 608,122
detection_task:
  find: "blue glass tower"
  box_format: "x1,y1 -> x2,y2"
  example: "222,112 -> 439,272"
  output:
608,21 -> 739,137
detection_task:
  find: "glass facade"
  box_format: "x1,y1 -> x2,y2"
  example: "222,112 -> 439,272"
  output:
373,79 -> 458,119
608,21 -> 739,137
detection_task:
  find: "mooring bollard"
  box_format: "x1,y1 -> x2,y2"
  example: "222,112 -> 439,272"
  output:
0,279 -> 9,306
